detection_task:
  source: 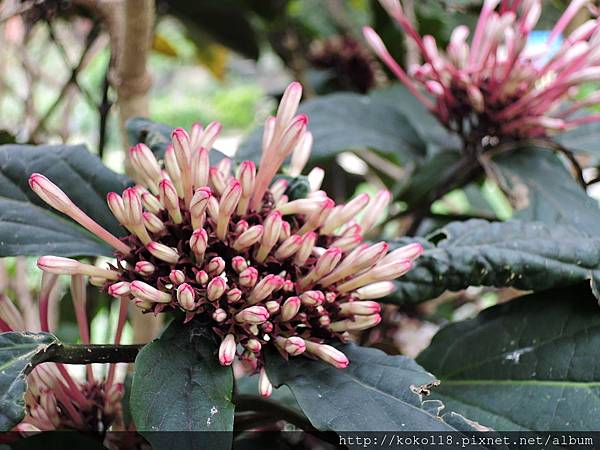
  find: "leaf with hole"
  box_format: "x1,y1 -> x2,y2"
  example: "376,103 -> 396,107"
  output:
130,319 -> 234,450
418,285 -> 600,431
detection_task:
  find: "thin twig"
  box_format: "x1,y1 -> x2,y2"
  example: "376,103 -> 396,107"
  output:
26,342 -> 144,375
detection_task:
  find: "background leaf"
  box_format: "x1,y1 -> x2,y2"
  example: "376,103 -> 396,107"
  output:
130,319 -> 234,450
0,144 -> 131,257
492,148 -> 600,236
265,344 -> 466,432
0,332 -> 57,431
236,92 -> 427,165
418,285 -> 600,431
388,219 -> 600,304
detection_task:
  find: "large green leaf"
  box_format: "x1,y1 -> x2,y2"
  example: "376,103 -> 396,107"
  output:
492,147 -> 600,236
236,92 -> 427,164
418,285 -> 600,431
557,119 -> 600,159
130,319 -> 234,450
126,117 -> 227,164
0,332 -> 57,430
0,144 -> 130,257
388,219 -> 600,304
265,344 -> 469,432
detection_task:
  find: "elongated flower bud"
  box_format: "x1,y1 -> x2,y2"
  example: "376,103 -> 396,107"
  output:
277,336 -> 306,356
338,301 -> 381,315
141,191 -> 163,214
304,341 -> 349,368
191,147 -> 210,189
255,211 -> 282,262
135,261 -> 155,276
147,242 -> 179,264
280,296 -> 301,321
380,243 -> 424,265
143,212 -> 166,234
294,232 -> 316,266
235,306 -> 270,324
159,178 -> 182,224
207,277 -> 227,301
248,274 -> 284,304
237,161 -> 256,215
213,308 -> 227,322
130,281 -> 172,303
275,235 -> 303,259
37,256 -> 119,280
216,180 -> 242,239
233,225 -> 264,251
329,314 -> 381,332
300,290 -> 324,306
108,281 -> 131,297
337,260 -> 412,293
177,283 -> 195,310
354,281 -> 396,299
239,267 -> 258,288
190,228 -> 208,261
258,368 -> 273,398
219,334 -> 236,366
190,187 -> 212,229
0,295 -> 24,331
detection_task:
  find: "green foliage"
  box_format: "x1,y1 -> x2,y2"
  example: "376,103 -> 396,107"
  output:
130,319 -> 234,450
0,332 -> 57,431
0,144 -> 130,257
418,285 -> 600,431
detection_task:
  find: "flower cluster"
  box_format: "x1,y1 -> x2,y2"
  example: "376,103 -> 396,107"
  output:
30,82 -> 422,396
0,276 -> 124,434
364,0 -> 600,141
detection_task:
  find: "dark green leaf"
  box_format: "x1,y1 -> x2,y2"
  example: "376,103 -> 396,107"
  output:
557,119 -> 600,158
418,285 -> 600,431
0,332 -> 57,431
236,92 -> 426,164
125,117 -> 227,164
0,144 -> 129,257
130,320 -> 234,449
266,344 -> 465,431
492,147 -> 600,236
388,219 -> 600,304
164,0 -> 260,59
10,430 -> 107,449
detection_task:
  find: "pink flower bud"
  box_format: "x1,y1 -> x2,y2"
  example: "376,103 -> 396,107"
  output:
213,308 -> 227,322
337,260 -> 412,293
300,290 -> 324,306
207,277 -> 227,301
235,220 -> 249,233
233,225 -> 264,251
206,257 -> 225,275
216,180 -> 242,239
338,301 -> 381,315
169,270 -> 185,285
354,281 -> 396,299
258,367 -> 273,398
322,193 -> 370,235
129,144 -> 161,185
108,281 -> 131,297
380,243 -> 424,264
255,211 -> 283,262
304,341 -> 349,368
226,288 -> 242,304
198,121 -> 222,150
191,147 -> 210,189
107,192 -> 126,224
321,242 -> 389,286
207,196 -> 220,221
141,192 -> 163,215
122,187 -> 144,226
177,283 -> 196,310
195,270 -> 209,285
284,336 -> 306,356
218,334 -> 236,366
235,306 -> 270,324
135,261 -> 155,276
282,280 -> 294,292
231,256 -> 248,273
147,242 -> 179,264
248,274 -> 284,304
0,296 -> 24,331
319,315 -> 331,326
280,296 -> 301,321
270,179 -> 289,202
143,212 -> 166,234
237,161 -> 256,215
246,339 -> 262,353
265,300 -> 280,314
190,187 -> 212,226
171,128 -> 192,167
288,131 -> 312,177
238,267 -> 258,288
261,321 -> 274,333
276,81 -> 303,130
190,228 -> 208,260
37,256 -> 119,280
130,280 -> 172,303
164,146 -> 183,194
294,232 -> 316,266
329,314 -> 381,332
159,178 -> 182,224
